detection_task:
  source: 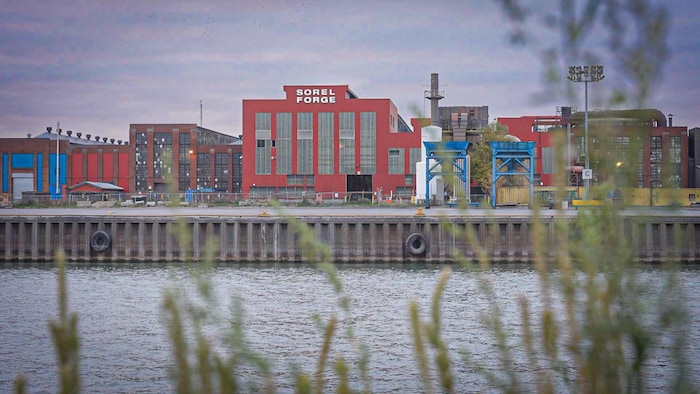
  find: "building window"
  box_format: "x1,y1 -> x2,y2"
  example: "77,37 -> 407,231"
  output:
179,163 -> 190,191
287,174 -> 314,186
339,112 -> 355,174
135,132 -> 147,192
153,133 -> 173,182
318,112 -> 334,174
233,152 -> 242,193
669,136 -> 681,187
404,174 -> 414,186
409,148 -> 421,175
255,113 -> 272,175
360,112 -> 376,174
277,113 -> 292,175
650,136 -> 662,188
215,153 -> 229,191
178,133 -> 191,191
388,148 -> 404,174
297,112 -> 313,175
288,174 -> 303,185
541,147 -> 554,174
197,153 -> 211,188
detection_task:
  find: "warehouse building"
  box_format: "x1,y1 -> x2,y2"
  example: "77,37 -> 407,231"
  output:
129,124 -> 242,194
242,85 -> 422,200
1,129 -> 130,201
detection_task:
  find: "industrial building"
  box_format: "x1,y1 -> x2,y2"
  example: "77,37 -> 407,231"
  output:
1,129 -> 130,201
498,108 -> 689,188
0,73 -> 694,206
242,85 -> 421,200
1,124 -> 242,202
129,124 -> 242,194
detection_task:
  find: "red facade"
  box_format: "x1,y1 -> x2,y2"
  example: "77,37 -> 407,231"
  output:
498,116 -> 560,186
128,124 -> 242,194
499,110 -> 689,188
242,85 -> 421,197
69,146 -> 131,192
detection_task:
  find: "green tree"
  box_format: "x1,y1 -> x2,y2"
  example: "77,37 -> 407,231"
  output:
469,122 -> 513,195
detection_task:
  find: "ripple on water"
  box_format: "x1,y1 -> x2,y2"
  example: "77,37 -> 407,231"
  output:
1,263 -> 698,393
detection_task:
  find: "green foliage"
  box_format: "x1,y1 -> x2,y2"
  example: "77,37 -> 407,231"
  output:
468,122 -> 513,194
47,251 -> 81,394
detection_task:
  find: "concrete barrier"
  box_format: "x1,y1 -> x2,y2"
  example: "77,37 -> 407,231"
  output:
0,213 -> 697,263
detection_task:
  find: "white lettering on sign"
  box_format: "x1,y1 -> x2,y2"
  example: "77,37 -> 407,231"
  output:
295,88 -> 336,104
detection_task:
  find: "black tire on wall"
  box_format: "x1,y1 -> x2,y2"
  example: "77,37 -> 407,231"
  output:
405,233 -> 427,256
90,230 -> 111,253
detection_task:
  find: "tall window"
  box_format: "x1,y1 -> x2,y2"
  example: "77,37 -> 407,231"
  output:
197,153 -> 211,188
232,152 -> 242,193
541,147 -> 554,174
153,133 -> 173,181
650,136 -> 662,188
339,112 -> 355,174
178,133 -> 191,191
409,148 -> 421,175
634,135 -> 645,188
669,136 -> 681,187
215,153 -> 229,191
318,112 -> 334,174
360,112 -> 376,174
255,113 -> 272,175
135,132 -> 147,192
276,113 -> 292,174
297,112 -> 313,174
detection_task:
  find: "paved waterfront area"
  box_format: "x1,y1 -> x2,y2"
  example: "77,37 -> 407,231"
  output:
1,205 -> 700,218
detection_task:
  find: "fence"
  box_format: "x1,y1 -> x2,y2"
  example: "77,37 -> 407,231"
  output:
10,188 -> 700,208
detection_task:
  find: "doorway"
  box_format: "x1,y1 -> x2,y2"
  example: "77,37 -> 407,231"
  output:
346,175 -> 372,201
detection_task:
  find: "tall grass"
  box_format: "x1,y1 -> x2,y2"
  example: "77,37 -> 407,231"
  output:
13,0 -> 697,392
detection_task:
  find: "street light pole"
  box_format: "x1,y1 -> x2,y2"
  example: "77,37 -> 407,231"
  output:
568,65 -> 604,198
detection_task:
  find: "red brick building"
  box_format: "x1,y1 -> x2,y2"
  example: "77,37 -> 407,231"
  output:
242,85 -> 421,199
1,131 -> 130,201
498,109 -> 689,188
129,124 -> 242,194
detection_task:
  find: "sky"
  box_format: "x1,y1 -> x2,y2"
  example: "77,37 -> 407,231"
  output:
1,0 -> 698,141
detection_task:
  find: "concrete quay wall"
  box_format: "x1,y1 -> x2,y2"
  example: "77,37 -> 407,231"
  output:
1,211 -> 698,263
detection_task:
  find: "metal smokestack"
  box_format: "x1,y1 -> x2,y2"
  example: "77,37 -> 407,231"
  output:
425,73 -> 444,127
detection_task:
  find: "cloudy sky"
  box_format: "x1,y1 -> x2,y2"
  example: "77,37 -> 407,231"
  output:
1,0 -> 697,140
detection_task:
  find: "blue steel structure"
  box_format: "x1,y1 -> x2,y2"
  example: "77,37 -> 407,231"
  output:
49,153 -> 67,200
490,141 -> 535,208
424,141 -> 470,208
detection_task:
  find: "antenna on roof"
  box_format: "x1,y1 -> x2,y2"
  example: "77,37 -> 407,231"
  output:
200,100 -> 203,127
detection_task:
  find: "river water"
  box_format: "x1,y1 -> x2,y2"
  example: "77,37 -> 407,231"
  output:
1,263 -> 699,393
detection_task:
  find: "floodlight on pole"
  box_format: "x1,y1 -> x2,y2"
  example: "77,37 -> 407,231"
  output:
567,65 -> 604,198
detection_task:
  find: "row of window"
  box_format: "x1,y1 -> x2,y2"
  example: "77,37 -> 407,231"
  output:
135,132 -> 241,192
538,135 -> 682,188
254,111 -> 418,176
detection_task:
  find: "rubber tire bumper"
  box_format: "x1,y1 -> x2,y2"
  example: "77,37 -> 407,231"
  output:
405,233 -> 427,256
90,230 -> 111,253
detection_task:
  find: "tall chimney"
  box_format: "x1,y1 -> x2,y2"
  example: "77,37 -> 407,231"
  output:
426,73 -> 444,127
